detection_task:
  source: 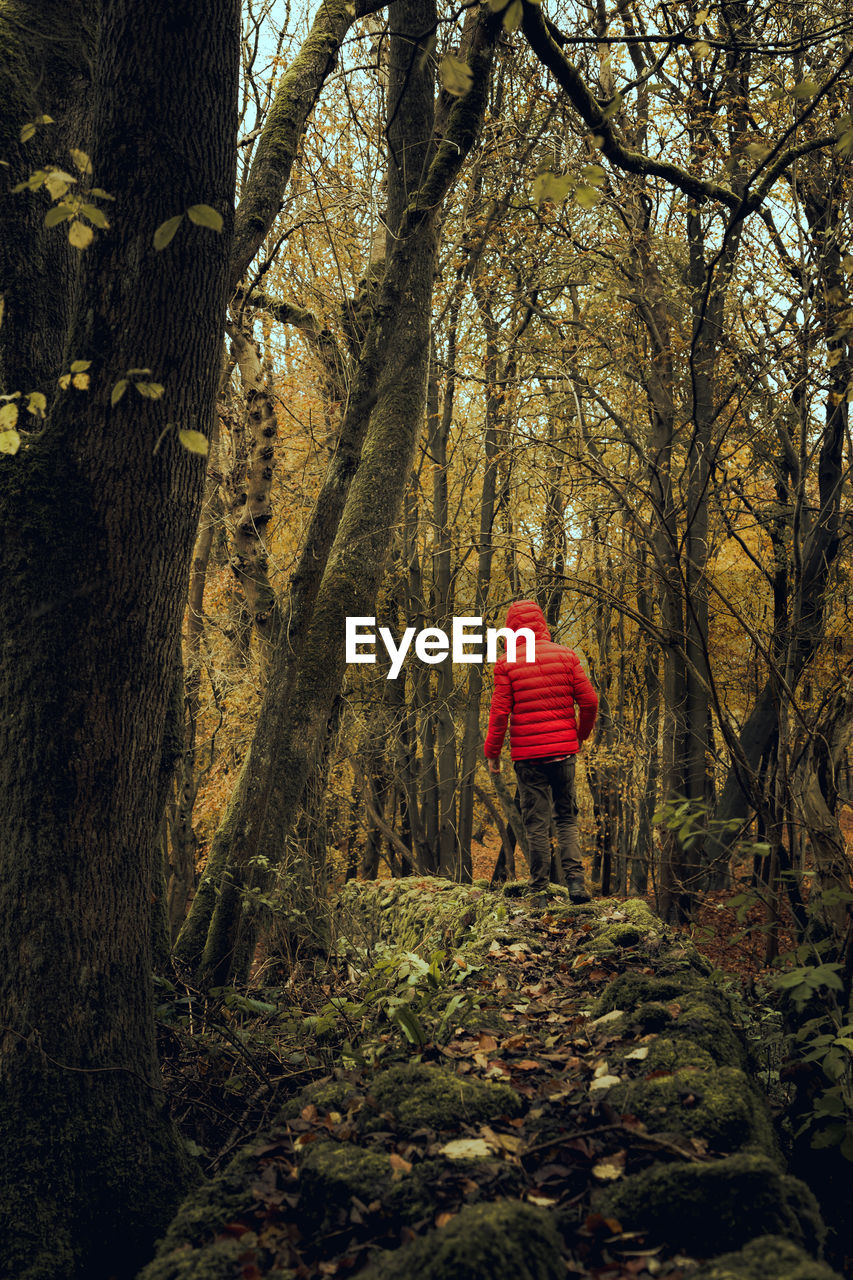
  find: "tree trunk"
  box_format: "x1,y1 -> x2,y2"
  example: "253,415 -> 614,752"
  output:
193,0 -> 499,984
0,2 -> 239,1276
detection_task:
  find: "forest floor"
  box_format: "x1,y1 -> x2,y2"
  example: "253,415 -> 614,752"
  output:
150,877 -> 844,1280
468,835 -> 800,984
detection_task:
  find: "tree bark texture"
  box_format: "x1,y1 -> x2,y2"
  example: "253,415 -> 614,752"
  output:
195,1 -> 499,985
0,3 -> 239,1276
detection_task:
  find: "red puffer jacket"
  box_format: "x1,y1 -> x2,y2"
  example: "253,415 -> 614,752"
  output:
483,600 -> 598,761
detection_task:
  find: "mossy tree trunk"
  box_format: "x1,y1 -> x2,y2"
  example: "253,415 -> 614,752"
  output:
0,3 -> 239,1276
194,2 -> 500,986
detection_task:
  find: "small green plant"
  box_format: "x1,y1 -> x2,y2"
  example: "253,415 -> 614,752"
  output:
305,940 -> 485,1057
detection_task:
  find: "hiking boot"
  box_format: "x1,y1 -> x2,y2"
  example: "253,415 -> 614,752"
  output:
567,875 -> 591,904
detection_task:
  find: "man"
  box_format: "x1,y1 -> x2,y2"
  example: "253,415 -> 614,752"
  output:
484,600 -> 598,904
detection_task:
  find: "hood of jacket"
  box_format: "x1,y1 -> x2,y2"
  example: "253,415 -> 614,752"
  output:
504,599 -> 551,643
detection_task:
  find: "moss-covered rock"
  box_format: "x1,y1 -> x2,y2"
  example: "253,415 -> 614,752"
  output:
365,1062 -> 521,1135
358,1199 -> 564,1280
593,973 -> 719,1018
279,1076 -> 360,1121
297,1140 -> 524,1234
596,1154 -> 825,1257
136,1138 -> 294,1280
625,1036 -> 716,1075
609,1064 -> 775,1155
139,1232 -> 294,1280
694,1235 -> 842,1280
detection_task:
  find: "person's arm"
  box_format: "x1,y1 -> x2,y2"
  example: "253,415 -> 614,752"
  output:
572,652 -> 598,743
484,661 -> 512,767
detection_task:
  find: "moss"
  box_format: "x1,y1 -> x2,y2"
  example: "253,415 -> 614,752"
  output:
587,923 -> 643,953
279,1078 -> 359,1121
596,1154 -> 825,1257
139,1142 -> 265,1264
694,1235 -> 841,1280
669,997 -> 748,1069
358,1199 -> 563,1280
631,1036 -> 716,1074
623,996 -> 747,1070
297,1140 -> 524,1234
139,1232 -> 294,1280
365,1063 -> 521,1136
593,973 -> 726,1019
633,1001 -> 677,1032
609,1064 -> 775,1155
618,899 -> 666,932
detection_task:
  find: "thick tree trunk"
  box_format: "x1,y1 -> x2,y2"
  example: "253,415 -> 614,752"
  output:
195,1 -> 498,984
0,3 -> 90,397
0,3 -> 239,1276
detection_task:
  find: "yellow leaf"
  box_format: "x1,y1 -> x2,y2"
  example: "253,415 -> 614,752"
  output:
153,215 -> 183,251
827,347 -> 843,368
71,372 -> 90,390
20,122 -> 36,143
70,360 -> 91,373
439,54 -> 474,97
44,169 -> 75,200
0,402 -> 19,430
68,220 -> 94,249
581,163 -> 606,186
693,40 -> 711,58
179,429 -> 209,455
69,148 -> 92,174
791,78 -> 818,99
26,391 -> 47,414
0,428 -> 21,455
502,0 -> 523,31
135,381 -> 165,399
187,203 -> 224,232
58,374 -> 71,391
575,183 -> 603,209
111,379 -> 129,406
533,171 -> 573,205
695,7 -> 710,24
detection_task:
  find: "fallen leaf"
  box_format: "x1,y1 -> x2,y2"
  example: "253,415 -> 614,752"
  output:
436,1211 -> 456,1227
439,1137 -> 493,1160
513,1059 -> 541,1072
477,1032 -> 498,1052
624,1047 -> 649,1061
589,1074 -> 621,1094
389,1152 -> 412,1180
592,1149 -> 626,1181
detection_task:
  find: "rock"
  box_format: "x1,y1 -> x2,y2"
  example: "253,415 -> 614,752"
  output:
596,1154 -> 825,1257
608,1063 -> 777,1156
363,1062 -> 521,1136
694,1235 -> 842,1279
358,1199 -> 564,1280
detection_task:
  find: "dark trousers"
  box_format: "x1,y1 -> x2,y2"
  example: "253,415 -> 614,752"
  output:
514,756 -> 582,891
